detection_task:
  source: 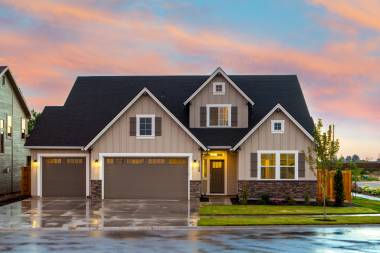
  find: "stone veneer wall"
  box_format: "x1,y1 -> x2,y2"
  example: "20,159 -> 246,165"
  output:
90,180 -> 102,200
238,180 -> 317,199
190,180 -> 201,198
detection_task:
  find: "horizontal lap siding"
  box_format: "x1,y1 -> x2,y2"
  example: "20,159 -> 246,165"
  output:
90,95 -> 201,179
189,76 -> 248,128
238,111 -> 315,180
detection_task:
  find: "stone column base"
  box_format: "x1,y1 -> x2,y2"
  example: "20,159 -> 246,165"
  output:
238,180 -> 317,200
190,180 -> 201,199
90,180 -> 102,200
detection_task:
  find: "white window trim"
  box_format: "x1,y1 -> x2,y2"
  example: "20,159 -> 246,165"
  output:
212,82 -> 225,95
271,120 -> 285,134
256,150 -> 298,180
206,104 -> 232,128
136,114 -> 155,139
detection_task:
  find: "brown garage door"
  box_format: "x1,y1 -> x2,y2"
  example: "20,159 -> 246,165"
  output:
104,157 -> 188,199
42,157 -> 86,197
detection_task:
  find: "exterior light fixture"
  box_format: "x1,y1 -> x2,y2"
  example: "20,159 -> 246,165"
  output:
192,160 -> 200,171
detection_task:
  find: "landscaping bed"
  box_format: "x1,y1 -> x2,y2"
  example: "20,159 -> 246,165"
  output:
198,197 -> 380,226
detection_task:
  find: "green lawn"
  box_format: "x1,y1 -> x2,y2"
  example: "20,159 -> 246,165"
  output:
198,216 -> 380,226
200,204 -> 377,216
352,197 -> 380,212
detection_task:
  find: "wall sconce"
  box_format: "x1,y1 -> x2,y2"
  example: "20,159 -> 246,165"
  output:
192,160 -> 200,171
32,159 -> 38,169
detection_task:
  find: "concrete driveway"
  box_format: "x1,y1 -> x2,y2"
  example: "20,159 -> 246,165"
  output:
0,198 -> 199,230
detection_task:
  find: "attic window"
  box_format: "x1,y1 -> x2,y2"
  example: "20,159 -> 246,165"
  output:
213,82 -> 225,95
271,120 -> 284,134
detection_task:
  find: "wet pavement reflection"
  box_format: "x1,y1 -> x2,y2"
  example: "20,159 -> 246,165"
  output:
0,226 -> 379,252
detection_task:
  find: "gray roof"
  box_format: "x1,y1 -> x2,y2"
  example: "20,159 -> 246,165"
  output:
26,75 -> 314,147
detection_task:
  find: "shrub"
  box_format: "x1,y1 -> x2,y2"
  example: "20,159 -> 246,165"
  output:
261,194 -> 270,204
334,169 -> 344,206
240,182 -> 249,205
304,192 -> 310,204
285,195 -> 295,205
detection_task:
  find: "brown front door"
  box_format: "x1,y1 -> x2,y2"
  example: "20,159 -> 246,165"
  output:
210,160 -> 224,194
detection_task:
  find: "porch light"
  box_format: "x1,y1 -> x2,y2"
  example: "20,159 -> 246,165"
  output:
192,160 -> 200,171
32,159 -> 38,169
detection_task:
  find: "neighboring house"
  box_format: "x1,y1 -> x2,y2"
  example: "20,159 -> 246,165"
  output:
26,67 -> 316,200
0,66 -> 31,195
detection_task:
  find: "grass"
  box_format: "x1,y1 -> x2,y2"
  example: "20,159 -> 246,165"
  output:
352,197 -> 380,213
198,216 -> 380,226
200,204 -> 377,216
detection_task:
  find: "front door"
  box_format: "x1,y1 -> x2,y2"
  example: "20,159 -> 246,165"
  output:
210,160 -> 224,194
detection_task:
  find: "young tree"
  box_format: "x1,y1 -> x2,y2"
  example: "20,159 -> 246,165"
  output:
350,162 -> 361,195
307,119 -> 340,220
334,169 -> 344,206
28,109 -> 41,134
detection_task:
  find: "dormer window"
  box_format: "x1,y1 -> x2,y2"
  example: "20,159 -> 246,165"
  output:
207,104 -> 231,127
213,82 -> 225,95
271,120 -> 284,133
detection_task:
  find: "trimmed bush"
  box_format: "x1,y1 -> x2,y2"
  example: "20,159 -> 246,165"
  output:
334,169 -> 344,206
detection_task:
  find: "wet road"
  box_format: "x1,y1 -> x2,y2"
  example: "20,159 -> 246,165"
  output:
0,226 -> 379,252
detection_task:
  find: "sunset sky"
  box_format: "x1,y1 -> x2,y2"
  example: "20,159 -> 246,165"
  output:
0,0 -> 379,160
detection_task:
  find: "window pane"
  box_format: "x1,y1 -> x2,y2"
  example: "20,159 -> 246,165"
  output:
281,167 -> 295,179
209,108 -> 218,126
126,159 -> 144,165
148,158 -> 166,165
218,107 -> 229,126
280,153 -> 295,166
216,84 -> 223,92
261,154 -> 276,166
139,117 -> 152,136
261,167 -> 275,179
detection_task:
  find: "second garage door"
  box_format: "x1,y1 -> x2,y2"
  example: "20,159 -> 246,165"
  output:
104,157 -> 188,199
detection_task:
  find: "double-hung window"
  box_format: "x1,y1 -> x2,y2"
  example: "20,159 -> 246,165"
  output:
207,104 -> 231,127
0,120 -> 4,153
21,118 -> 27,139
136,114 -> 155,138
258,151 -> 298,180
6,115 -> 12,138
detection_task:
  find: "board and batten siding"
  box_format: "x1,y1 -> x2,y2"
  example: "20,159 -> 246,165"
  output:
189,76 -> 248,128
29,149 -> 88,196
90,95 -> 202,180
238,111 -> 315,180
0,73 -> 29,195
227,151 -> 238,195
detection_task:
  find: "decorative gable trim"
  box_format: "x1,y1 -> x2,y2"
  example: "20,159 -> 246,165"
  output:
183,67 -> 254,105
84,87 -> 207,151
231,103 -> 314,151
0,67 -> 31,118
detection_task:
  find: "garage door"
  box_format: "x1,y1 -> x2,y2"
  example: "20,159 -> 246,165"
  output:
42,157 -> 86,197
104,157 -> 188,199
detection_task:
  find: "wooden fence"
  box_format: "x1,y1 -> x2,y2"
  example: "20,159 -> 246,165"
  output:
20,166 -> 31,196
317,170 -> 352,203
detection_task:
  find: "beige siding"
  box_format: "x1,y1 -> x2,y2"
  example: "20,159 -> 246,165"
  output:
189,76 -> 249,128
91,95 -> 202,179
29,149 -> 88,196
227,151 -> 238,195
238,111 -> 315,180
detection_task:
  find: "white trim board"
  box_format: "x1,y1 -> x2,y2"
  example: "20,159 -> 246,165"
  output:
232,103 -> 314,151
36,153 -> 90,197
98,153 -> 193,200
183,67 -> 254,106
84,87 -> 207,151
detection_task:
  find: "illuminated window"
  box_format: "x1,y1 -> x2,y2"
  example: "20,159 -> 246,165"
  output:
207,105 -> 231,127
46,158 -> 62,164
126,159 -> 144,165
148,158 -> 166,165
106,158 -> 114,164
0,120 -> 3,153
260,153 -> 276,179
21,118 -> 27,139
168,158 -> 187,165
280,153 -> 295,179
7,115 -> 12,137
67,158 -> 83,164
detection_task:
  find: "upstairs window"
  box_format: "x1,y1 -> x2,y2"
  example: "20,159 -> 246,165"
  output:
136,115 -> 155,138
21,118 -> 27,139
0,120 -> 4,153
213,82 -> 225,95
6,115 -> 12,137
271,120 -> 284,133
207,105 -> 231,127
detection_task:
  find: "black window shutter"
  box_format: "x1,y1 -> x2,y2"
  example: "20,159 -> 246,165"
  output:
200,106 -> 206,127
251,153 -> 257,177
231,106 -> 238,127
155,117 -> 162,136
130,117 -> 136,136
298,152 -> 305,177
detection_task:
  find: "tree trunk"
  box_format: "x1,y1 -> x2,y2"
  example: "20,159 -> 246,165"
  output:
323,169 -> 327,220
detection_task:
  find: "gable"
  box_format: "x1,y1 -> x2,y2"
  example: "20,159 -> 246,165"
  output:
90,94 -> 204,154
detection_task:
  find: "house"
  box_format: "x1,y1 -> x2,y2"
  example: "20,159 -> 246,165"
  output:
26,67 -> 316,200
0,66 -> 31,195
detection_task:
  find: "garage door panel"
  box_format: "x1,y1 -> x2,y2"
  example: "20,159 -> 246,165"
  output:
42,157 -> 86,197
104,157 -> 188,199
